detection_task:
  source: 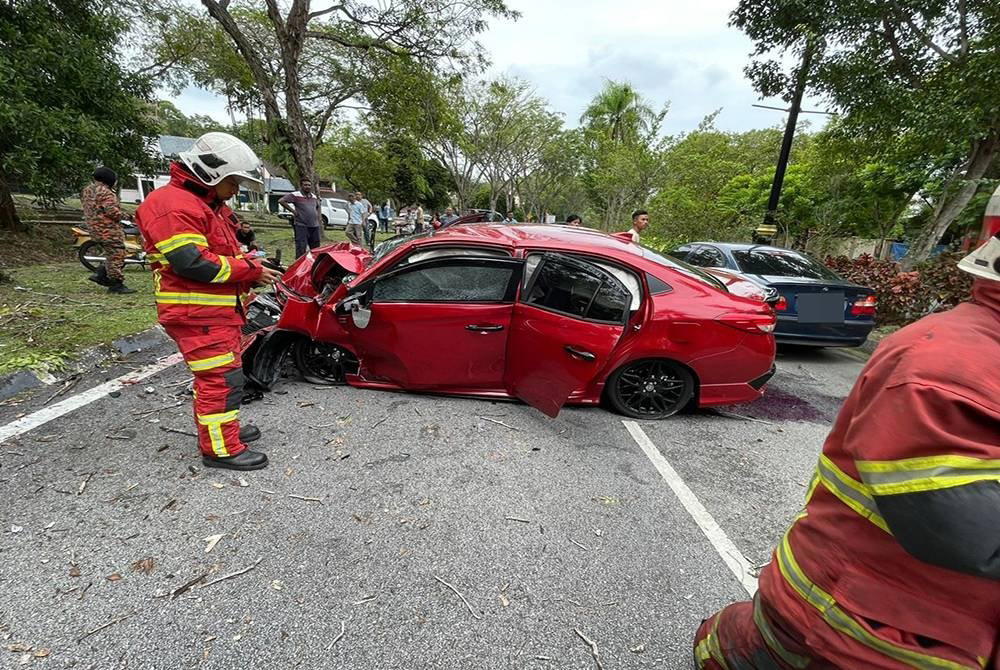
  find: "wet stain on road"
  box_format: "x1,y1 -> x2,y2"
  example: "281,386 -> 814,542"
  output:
742,387 -> 840,423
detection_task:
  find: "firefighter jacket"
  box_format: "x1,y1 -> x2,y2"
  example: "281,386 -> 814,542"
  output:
136,163 -> 263,326
81,181 -> 124,230
756,278 -> 1000,669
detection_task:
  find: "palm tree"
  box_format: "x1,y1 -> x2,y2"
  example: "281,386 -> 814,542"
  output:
580,81 -> 656,144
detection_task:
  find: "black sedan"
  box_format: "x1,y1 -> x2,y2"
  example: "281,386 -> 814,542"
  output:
671,242 -> 877,347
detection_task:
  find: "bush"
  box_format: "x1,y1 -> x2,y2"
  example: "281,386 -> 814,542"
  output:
823,253 -> 973,326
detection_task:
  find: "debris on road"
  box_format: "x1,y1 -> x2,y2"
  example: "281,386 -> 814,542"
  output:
630,643 -> 645,653
569,538 -> 589,551
202,534 -> 225,553
504,516 -> 531,524
573,628 -> 604,670
167,572 -> 209,599
326,621 -> 345,651
287,494 -> 323,504
198,558 -> 263,591
480,416 -> 519,431
351,594 -> 377,605
433,575 -> 482,620
77,613 -> 131,644
131,558 -> 155,574
712,409 -> 774,425
76,472 -> 95,496
160,426 -> 197,438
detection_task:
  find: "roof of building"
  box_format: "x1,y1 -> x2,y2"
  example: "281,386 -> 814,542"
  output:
158,135 -> 197,159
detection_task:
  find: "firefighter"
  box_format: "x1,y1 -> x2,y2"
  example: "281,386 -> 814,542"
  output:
135,132 -> 280,471
81,166 -> 135,294
694,233 -> 1000,669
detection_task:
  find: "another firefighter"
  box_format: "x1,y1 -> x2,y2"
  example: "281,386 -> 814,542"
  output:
135,132 -> 280,471
694,233 -> 1000,669
81,167 -> 135,294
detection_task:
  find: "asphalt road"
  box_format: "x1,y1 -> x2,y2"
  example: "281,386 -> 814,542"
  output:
0,342 -> 867,669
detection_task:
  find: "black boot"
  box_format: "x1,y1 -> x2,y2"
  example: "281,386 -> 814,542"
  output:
203,448 -> 268,471
239,424 -> 261,443
88,266 -> 112,287
108,280 -> 136,294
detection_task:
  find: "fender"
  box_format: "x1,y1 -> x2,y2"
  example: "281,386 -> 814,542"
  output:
244,329 -> 303,390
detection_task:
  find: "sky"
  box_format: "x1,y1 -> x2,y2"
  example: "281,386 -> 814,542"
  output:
168,0 -> 826,136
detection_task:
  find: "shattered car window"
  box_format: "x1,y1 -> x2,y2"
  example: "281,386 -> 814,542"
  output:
373,263 -> 514,303
525,256 -> 628,322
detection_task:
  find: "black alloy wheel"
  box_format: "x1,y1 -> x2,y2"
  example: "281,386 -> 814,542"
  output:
293,340 -> 359,385
607,359 -> 695,419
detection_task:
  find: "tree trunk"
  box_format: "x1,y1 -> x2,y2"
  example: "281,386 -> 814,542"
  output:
0,170 -> 24,232
902,134 -> 999,270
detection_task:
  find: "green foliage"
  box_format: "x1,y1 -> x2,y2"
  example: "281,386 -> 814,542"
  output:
151,101 -> 226,137
0,1 -> 157,211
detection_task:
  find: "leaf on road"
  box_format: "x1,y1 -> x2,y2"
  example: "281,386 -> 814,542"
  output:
131,557 -> 155,574
6,643 -> 31,652
107,573 -> 122,582
271,580 -> 284,591
210,482 -> 226,490
202,534 -> 225,553
68,566 -> 81,578
592,495 -> 619,505
33,649 -> 50,658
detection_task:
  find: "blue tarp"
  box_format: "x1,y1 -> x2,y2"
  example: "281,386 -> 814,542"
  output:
890,242 -> 949,262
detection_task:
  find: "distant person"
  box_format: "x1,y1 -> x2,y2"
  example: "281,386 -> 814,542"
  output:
279,178 -> 322,258
379,200 -> 393,233
566,214 -> 582,227
503,212 -> 518,224
441,207 -> 458,226
356,191 -> 376,248
346,192 -> 365,247
81,167 -> 135,294
627,209 -> 649,243
410,203 -> 424,234
235,220 -> 258,253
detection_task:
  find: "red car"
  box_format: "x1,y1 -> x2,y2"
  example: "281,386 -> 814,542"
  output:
247,225 -> 777,419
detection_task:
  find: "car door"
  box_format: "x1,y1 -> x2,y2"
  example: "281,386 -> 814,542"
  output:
504,253 -> 632,418
341,256 -> 523,390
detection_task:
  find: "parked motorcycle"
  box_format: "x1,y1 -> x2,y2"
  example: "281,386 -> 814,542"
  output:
72,220 -> 147,272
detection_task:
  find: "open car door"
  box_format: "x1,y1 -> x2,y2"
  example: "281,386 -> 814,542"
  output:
504,253 -> 632,417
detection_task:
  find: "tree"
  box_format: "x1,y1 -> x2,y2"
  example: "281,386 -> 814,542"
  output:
152,101 -> 227,137
731,0 -> 1000,269
581,81 -> 660,145
0,0 -> 157,230
143,0 -> 516,190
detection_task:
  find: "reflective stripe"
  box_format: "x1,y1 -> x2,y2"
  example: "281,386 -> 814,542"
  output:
155,233 -> 208,254
197,409 -> 239,425
187,352 -> 235,372
752,594 -> 809,668
815,455 -> 890,533
148,252 -> 169,266
694,613 -> 730,670
155,291 -> 238,307
857,456 -> 1000,495
197,409 -> 238,457
777,528 -> 978,670
211,255 -> 231,283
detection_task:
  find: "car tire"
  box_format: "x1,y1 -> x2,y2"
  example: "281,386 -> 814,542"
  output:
606,358 -> 695,420
293,340 -> 359,385
78,240 -> 106,272
321,215 -> 329,226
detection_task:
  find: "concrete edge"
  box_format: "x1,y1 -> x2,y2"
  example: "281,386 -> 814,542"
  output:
0,325 -> 169,402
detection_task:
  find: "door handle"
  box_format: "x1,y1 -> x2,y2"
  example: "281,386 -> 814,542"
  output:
466,324 -> 504,332
564,345 -> 597,361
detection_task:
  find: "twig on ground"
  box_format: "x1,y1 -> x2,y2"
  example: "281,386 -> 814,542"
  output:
105,433 -> 133,440
77,613 -> 131,643
159,426 -> 197,438
480,416 -> 519,431
505,516 -> 531,523
133,401 -> 184,417
287,494 -> 323,503
370,415 -> 388,429
43,376 -> 80,405
352,594 -> 378,605
77,472 -> 95,496
167,571 -> 209,599
198,558 -> 263,590
326,621 -> 346,650
712,409 -> 775,426
574,628 -> 604,670
433,575 -> 481,620
569,538 -> 589,551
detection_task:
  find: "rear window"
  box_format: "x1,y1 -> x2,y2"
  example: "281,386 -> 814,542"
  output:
733,249 -> 839,280
640,246 -> 725,291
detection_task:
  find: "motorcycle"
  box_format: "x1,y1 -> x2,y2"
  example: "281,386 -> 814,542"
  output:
72,220 -> 147,272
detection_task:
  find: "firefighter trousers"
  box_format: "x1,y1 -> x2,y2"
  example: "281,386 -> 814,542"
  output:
164,324 -> 247,458
694,596 -> 837,670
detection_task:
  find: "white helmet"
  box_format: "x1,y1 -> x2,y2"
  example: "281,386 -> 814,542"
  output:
178,132 -> 264,190
958,233 -> 1000,282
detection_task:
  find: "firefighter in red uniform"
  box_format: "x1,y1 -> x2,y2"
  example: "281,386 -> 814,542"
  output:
136,132 -> 280,471
694,233 -> 1000,669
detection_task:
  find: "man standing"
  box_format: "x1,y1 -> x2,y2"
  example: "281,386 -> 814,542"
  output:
627,210 -> 648,242
357,191 -> 376,248
346,192 -> 366,247
136,132 -> 280,471
279,178 -> 322,258
378,200 -> 392,233
693,233 -> 1000,669
441,206 -> 458,226
81,167 -> 135,294
503,211 -> 517,224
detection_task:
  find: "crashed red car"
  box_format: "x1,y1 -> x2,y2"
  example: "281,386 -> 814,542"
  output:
246,224 -> 777,419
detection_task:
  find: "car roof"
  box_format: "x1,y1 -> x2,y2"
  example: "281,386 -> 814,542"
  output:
413,223 -> 644,259
688,242 -> 801,254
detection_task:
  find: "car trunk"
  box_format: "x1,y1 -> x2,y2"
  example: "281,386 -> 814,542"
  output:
748,275 -> 875,343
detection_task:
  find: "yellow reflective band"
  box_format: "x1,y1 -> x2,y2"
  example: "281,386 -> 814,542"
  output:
211,255 -> 231,283
857,455 -> 1000,495
187,352 -> 235,372
777,527 -> 978,670
816,455 -> 890,533
155,291 -> 238,307
148,252 -> 169,266
197,409 -> 239,425
155,233 -> 208,254
206,422 -> 229,457
752,594 -> 809,668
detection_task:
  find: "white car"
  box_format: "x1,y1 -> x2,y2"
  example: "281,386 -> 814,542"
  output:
321,198 -> 351,229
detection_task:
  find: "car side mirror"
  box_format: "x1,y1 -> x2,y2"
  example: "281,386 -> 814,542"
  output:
336,291 -> 371,329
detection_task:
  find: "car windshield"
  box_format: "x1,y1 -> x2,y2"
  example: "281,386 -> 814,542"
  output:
639,246 -> 726,291
732,248 -> 840,280
370,231 -> 433,266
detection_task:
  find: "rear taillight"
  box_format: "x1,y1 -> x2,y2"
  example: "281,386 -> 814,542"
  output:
850,295 -> 877,318
716,312 -> 777,334
774,296 -> 788,312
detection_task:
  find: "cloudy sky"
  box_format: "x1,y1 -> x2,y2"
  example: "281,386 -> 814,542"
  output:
169,0 -> 825,135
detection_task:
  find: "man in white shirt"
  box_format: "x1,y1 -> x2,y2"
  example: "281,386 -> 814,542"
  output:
627,210 -> 649,243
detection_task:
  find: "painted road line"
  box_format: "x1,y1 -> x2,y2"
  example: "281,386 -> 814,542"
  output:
623,419 -> 758,596
0,353 -> 184,445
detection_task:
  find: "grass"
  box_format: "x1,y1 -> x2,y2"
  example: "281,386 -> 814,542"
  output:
0,224 -> 352,376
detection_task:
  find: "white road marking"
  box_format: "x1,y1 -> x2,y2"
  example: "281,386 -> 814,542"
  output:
623,420 -> 758,596
0,353 -> 184,445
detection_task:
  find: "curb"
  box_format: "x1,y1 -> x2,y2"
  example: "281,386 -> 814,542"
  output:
0,325 -> 171,402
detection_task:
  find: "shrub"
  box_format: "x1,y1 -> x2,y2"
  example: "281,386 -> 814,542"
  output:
823,253 -> 973,326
